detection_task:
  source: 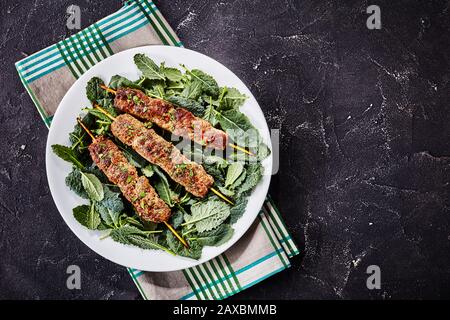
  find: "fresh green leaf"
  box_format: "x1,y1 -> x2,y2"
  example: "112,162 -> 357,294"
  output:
146,82 -> 166,99
216,109 -> 254,141
95,97 -> 115,112
96,187 -> 124,227
73,203 -> 100,230
193,224 -> 234,246
134,54 -> 165,81
97,221 -> 111,231
230,167 -> 246,190
178,192 -> 192,206
219,87 -> 247,110
85,163 -> 109,184
256,142 -> 271,160
225,162 -> 244,187
166,231 -> 202,259
217,185 -> 235,197
204,155 -> 228,169
65,168 -> 88,199
203,163 -> 225,184
83,108 -> 113,123
167,96 -> 205,117
120,215 -> 144,229
170,210 -> 184,229
181,80 -> 202,100
86,77 -> 109,103
153,167 -> 178,206
183,199 -> 231,233
137,78 -> 166,92
126,234 -> 169,251
81,172 -> 104,201
52,144 -> 84,169
161,63 -> 183,82
110,225 -> 172,253
203,104 -> 218,126
155,180 -> 175,207
69,114 -> 95,163
189,69 -> 219,98
109,75 -> 144,90
237,163 -> 263,196
229,196 -> 248,224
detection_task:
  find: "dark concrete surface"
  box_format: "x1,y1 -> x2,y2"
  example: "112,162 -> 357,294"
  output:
1,0 -> 450,299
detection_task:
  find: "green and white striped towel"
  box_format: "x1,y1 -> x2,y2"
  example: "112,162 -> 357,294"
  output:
15,0 -> 299,300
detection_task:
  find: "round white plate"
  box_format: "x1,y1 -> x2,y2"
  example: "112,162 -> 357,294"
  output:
46,46 -> 272,272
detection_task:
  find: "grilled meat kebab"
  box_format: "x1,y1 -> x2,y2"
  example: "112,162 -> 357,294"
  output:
114,88 -> 229,150
88,135 -> 171,223
110,114 -> 214,198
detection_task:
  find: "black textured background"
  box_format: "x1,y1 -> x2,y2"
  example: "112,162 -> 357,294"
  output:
1,0 -> 450,299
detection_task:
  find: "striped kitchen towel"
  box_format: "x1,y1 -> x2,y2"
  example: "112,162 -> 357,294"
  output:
15,0 -> 299,300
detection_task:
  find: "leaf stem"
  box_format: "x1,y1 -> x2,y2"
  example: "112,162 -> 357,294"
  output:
142,230 -> 163,235
182,228 -> 196,237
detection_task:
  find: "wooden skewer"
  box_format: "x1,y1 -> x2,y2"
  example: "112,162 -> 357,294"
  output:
77,117 -> 190,249
99,84 -> 255,156
101,84 -> 117,95
229,144 -> 255,157
210,187 -> 234,205
163,221 -> 189,248
77,117 -> 96,142
94,104 -> 116,121
94,104 -> 234,206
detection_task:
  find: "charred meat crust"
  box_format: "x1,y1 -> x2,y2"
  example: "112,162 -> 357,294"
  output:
88,136 -> 171,223
114,88 -> 228,150
111,114 -> 214,198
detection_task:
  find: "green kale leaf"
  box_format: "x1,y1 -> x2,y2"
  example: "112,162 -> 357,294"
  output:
229,196 -> 249,224
134,54 -> 165,81
80,172 -> 104,201
161,62 -> 183,82
181,80 -> 202,100
216,109 -> 254,141
86,77 -> 110,103
51,144 -> 84,169
65,168 -> 88,199
110,225 -> 173,254
108,75 -> 144,90
225,162 -> 244,188
183,199 -> 231,233
166,231 -> 203,259
189,69 -> 219,98
153,167 -> 178,207
96,187 -> 124,227
73,203 -> 101,230
193,224 -> 234,247
167,96 -> 205,117
237,163 -> 263,196
219,87 -> 247,110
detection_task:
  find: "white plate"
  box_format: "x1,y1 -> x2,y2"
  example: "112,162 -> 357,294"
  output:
46,46 -> 272,272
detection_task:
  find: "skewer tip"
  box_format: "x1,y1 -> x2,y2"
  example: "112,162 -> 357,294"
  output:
210,187 -> 234,205
77,117 -> 97,142
164,221 -> 190,249
94,104 -> 117,121
100,84 -> 117,95
229,143 -> 255,157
